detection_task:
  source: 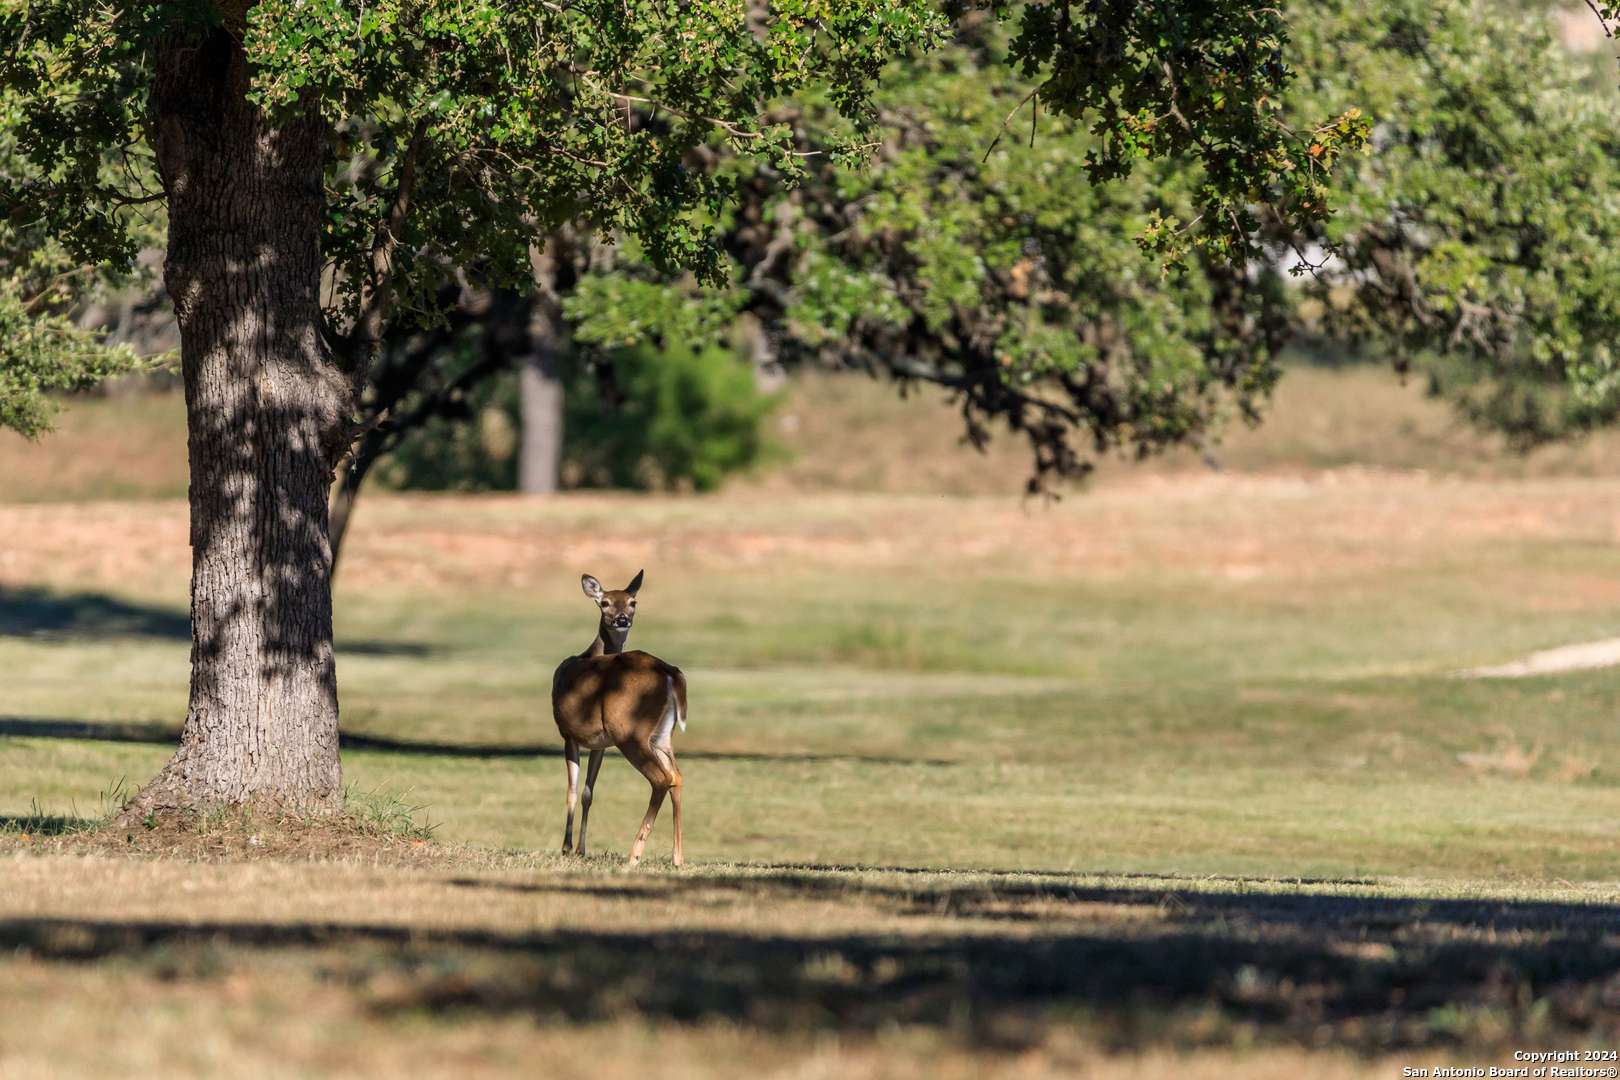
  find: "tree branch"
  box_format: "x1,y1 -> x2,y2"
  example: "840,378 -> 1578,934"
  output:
351,118 -> 429,371
1581,0 -> 1615,37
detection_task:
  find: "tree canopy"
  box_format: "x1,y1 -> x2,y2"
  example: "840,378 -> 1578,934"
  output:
1283,0 -> 1620,448
0,106 -> 149,436
0,0 -> 1364,392
563,0 -> 1620,486
8,1 -> 1608,487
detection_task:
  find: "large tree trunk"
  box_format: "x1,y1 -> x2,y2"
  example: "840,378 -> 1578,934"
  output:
124,25 -> 346,816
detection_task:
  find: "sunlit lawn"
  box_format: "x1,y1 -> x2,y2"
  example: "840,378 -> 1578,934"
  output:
5,480 -> 1620,877
3,478 -> 1620,1075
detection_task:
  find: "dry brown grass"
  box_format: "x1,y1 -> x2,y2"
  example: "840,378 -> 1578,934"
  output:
0,390 -> 188,503
10,362 -> 1620,506
0,948 -> 1401,1080
5,471 -> 1620,600
8,807 -> 447,866
757,365 -> 1620,494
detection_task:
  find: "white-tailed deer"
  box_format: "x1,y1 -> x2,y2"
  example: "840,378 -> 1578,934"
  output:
552,569 -> 688,867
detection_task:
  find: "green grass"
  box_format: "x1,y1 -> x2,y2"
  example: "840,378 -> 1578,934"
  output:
4,482 -> 1620,1074
4,495 -> 1620,877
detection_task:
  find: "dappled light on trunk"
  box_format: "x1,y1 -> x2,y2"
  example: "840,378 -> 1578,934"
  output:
121,24 -> 346,818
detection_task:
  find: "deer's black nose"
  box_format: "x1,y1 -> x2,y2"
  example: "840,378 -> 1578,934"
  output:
614,616 -> 631,629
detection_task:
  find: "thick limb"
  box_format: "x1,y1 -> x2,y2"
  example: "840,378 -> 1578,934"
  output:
576,748 -> 605,856
561,739 -> 579,852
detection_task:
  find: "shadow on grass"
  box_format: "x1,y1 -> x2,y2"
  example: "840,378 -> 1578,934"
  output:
0,717 -> 175,746
5,872 -> 1620,1052
0,588 -> 190,640
0,586 -> 434,657
340,731 -> 952,767
441,866 -> 1620,938
0,815 -> 93,836
0,717 -> 949,767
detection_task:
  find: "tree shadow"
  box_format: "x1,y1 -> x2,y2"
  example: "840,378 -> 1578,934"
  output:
0,587 -> 190,640
0,716 -> 176,746
5,872 -> 1620,1052
0,815 -> 93,836
342,731 -> 951,766
439,865 -> 1619,939
677,869 -> 1620,938
0,586 -> 433,656
0,716 -> 943,767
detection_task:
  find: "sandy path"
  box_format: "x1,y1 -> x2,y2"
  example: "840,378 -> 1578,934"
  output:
1463,637 -> 1620,678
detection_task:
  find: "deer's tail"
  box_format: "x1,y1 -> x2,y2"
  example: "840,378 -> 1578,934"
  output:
659,662 -> 688,733
672,669 -> 688,732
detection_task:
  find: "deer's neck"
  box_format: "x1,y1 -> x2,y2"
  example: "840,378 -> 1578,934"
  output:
587,622 -> 629,657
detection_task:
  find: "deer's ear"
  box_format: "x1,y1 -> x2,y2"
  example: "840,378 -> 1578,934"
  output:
625,569 -> 645,596
581,574 -> 605,601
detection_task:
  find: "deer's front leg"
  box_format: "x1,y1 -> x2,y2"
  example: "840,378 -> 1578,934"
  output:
576,748 -> 606,856
562,740 -> 580,853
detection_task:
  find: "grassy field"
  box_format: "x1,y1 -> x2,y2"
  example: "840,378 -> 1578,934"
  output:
3,470 -> 1620,1075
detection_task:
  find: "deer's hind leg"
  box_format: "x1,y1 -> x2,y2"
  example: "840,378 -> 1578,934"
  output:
668,774 -> 683,868
622,739 -> 682,868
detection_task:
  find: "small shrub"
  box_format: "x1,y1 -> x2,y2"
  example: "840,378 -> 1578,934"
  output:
565,341 -> 780,492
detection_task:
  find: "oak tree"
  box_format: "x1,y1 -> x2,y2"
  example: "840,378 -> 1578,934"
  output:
0,0 -> 1360,814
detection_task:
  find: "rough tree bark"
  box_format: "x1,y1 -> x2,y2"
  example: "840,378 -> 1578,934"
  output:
122,24 -> 347,816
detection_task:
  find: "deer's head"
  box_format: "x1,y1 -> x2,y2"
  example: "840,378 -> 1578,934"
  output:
582,570 -> 644,641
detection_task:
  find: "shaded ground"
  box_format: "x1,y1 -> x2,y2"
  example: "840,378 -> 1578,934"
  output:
2,849 -> 1616,1077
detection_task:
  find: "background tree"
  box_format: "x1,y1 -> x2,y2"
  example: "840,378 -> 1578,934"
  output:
564,0 -> 1620,486
516,241 -> 568,496
1280,0 -> 1620,449
323,0 -> 1620,544
326,7 -> 1365,527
